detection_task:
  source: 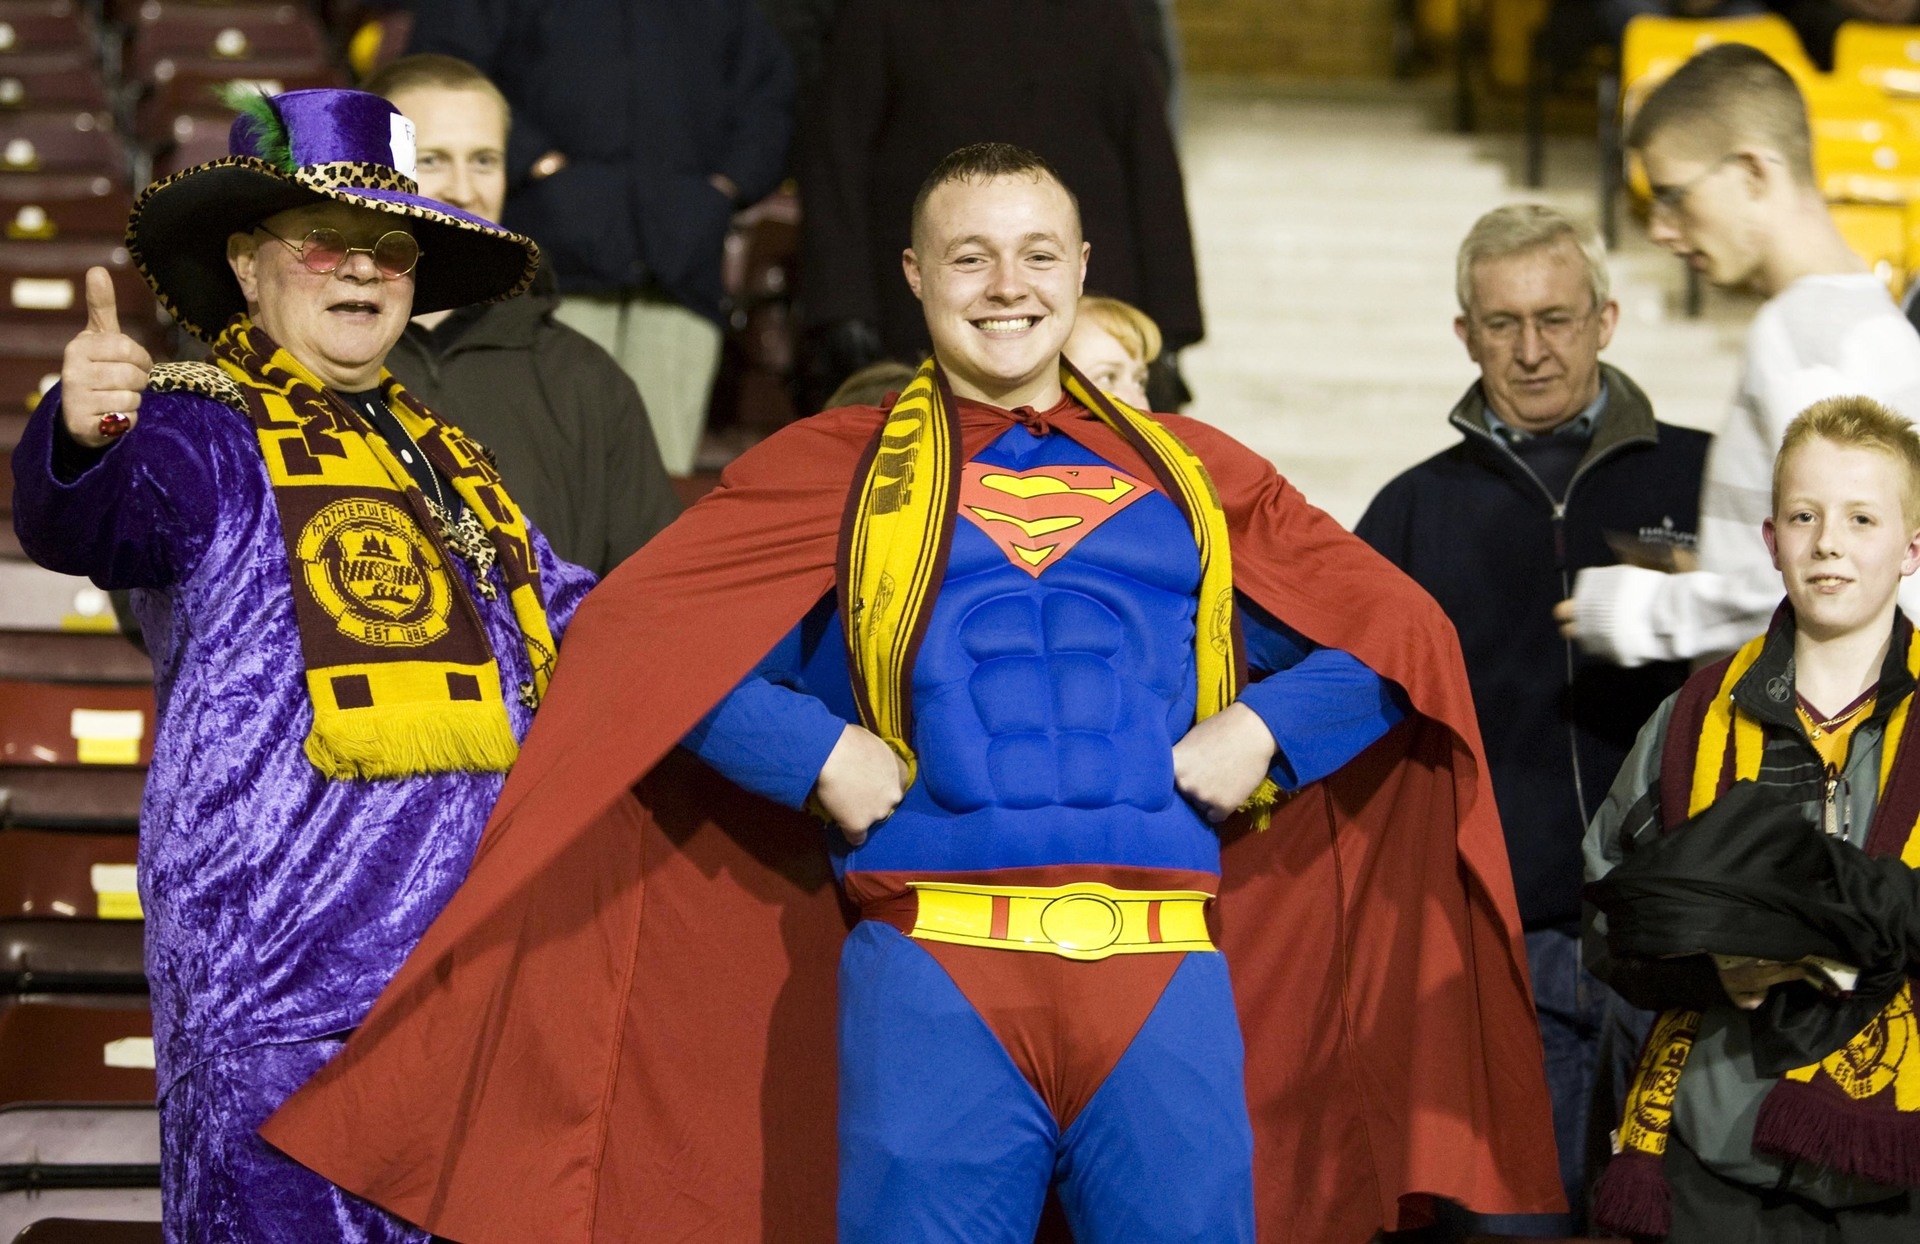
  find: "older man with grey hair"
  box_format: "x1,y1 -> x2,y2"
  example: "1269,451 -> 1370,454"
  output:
1356,203 -> 1709,1234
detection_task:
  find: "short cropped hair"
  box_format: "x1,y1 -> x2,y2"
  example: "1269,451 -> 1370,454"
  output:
1627,44 -> 1813,186
909,142 -> 1080,248
1455,204 -> 1610,314
1077,295 -> 1162,365
1774,396 -> 1920,526
363,53 -> 510,124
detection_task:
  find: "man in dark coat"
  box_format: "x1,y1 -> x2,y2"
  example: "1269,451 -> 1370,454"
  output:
797,0 -> 1202,403
371,55 -> 680,576
1357,204 -> 1710,1234
405,0 -> 795,475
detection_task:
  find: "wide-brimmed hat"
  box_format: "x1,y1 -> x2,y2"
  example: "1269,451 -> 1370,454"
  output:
127,88 -> 539,340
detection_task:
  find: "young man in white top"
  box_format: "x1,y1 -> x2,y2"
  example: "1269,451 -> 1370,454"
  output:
1560,44 -> 1920,666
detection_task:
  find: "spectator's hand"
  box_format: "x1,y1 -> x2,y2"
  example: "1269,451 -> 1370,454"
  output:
61,268 -> 151,449
1554,599 -> 1578,639
1714,955 -> 1810,1010
814,723 -> 909,846
1173,702 -> 1278,824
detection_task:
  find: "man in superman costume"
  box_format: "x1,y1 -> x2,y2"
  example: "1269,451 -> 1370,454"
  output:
258,144 -> 1564,1241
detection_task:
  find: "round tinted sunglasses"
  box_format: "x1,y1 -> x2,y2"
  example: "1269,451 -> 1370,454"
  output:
257,226 -> 422,279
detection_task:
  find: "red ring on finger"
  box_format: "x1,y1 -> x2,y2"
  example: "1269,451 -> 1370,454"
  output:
99,412 -> 131,438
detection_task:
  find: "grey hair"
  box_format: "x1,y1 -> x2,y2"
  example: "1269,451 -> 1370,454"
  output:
1455,203 -> 1610,314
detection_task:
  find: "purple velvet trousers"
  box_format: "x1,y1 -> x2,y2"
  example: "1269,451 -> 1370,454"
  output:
159,1036 -> 431,1244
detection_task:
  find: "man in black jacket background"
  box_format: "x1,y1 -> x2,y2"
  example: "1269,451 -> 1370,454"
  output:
372,55 -> 680,576
1357,204 -> 1708,1236
405,0 -> 795,475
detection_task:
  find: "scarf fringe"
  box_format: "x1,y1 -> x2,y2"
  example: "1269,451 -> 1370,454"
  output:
305,704 -> 519,780
1243,776 -> 1281,830
1590,1148 -> 1672,1239
1753,1076 -> 1920,1187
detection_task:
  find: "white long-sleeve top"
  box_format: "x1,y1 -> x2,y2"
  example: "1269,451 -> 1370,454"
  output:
1574,274 -> 1920,667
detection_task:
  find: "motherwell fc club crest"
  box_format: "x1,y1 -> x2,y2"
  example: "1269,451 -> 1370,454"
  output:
297,498 -> 454,648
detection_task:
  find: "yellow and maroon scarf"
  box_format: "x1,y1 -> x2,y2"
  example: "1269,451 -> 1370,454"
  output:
1595,621 -> 1920,1236
837,357 -> 1281,823
204,318 -> 557,779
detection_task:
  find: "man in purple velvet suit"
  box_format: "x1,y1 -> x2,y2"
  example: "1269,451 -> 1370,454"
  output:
9,88 -> 596,1241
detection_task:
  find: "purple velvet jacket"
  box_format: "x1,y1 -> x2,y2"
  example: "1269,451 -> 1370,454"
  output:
10,386 -> 596,1095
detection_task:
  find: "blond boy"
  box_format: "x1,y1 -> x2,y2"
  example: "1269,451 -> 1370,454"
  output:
1584,397 -> 1920,1240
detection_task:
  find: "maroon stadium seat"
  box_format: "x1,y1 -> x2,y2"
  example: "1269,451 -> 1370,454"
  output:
0,920 -> 145,993
136,62 -> 339,145
7,1218 -> 164,1244
0,830 -> 139,920
0,324 -> 66,417
145,110 -> 226,179
0,242 -> 159,348
0,112 -> 122,178
0,54 -> 109,113
0,769 -> 145,829
126,3 -> 328,86
0,2 -> 91,59
0,1002 -> 153,1107
0,635 -> 151,685
0,175 -> 132,243
0,681 -> 155,768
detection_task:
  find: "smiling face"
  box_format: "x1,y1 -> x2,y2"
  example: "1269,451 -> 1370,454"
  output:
1765,437 -> 1920,643
388,83 -> 508,224
1456,240 -> 1617,433
902,172 -> 1088,410
1638,134 -> 1769,289
227,200 -> 416,390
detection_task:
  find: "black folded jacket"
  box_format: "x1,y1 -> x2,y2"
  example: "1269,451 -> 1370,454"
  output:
1585,780 -> 1918,1071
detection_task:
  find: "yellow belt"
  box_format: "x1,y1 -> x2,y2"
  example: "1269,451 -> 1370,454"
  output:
906,880 -> 1215,961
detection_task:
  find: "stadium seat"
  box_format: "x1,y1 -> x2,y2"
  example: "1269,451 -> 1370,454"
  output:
0,770 -> 145,830
0,1003 -> 157,1244
146,110 -> 227,179
1833,21 -> 1920,95
135,62 -> 339,145
0,54 -> 109,113
0,323 -> 66,415
0,112 -> 124,178
1817,130 -> 1920,205
0,635 -> 150,685
126,3 -> 329,86
0,830 -> 139,919
0,1002 -> 154,1107
0,561 -> 121,635
0,2 -> 92,59
0,241 -> 158,347
7,1218 -> 164,1244
0,922 -> 144,994
0,681 -> 155,769
0,175 -> 132,243
1831,200 -> 1907,294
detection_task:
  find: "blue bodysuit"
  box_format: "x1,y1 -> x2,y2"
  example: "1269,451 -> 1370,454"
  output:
686,422 -> 1404,1243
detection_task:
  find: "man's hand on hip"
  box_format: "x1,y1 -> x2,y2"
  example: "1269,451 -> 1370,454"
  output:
1173,702 -> 1279,824
61,267 -> 151,448
814,723 -> 909,846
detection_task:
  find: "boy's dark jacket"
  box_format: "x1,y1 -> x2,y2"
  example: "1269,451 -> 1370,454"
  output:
260,399 -> 1564,1240
1357,365 -> 1711,928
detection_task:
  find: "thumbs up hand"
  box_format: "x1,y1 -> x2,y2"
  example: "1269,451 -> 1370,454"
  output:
60,267 -> 153,448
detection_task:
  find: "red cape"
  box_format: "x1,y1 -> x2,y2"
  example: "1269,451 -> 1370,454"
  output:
262,400 -> 1563,1241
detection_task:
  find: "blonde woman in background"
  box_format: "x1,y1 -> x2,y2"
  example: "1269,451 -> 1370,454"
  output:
1065,294 -> 1159,410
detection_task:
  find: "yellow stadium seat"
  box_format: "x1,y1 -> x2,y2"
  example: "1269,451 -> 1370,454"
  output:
1817,130 -> 1920,204
1833,22 -> 1920,96
1487,0 -> 1550,91
1832,202 -> 1907,296
1621,13 -> 1818,119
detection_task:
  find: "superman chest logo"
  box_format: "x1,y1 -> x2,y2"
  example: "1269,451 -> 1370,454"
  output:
958,461 -> 1150,577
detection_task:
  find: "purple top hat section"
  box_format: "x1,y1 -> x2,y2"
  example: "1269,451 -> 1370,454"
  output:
228,89 -> 418,180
